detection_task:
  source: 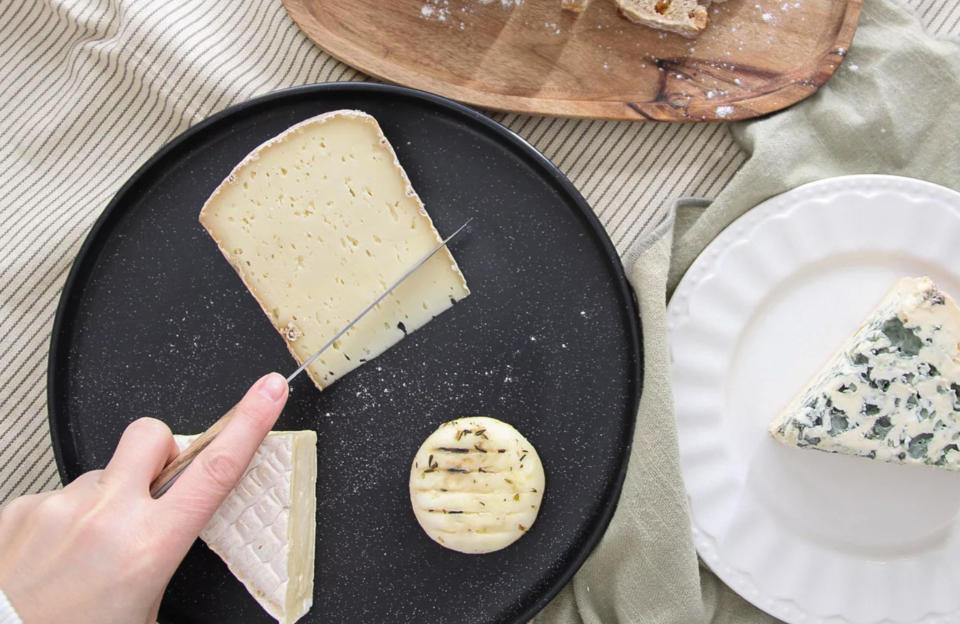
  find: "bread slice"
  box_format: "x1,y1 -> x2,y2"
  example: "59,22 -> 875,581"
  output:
615,0 -> 709,38
769,277 -> 960,471
561,0 -> 590,13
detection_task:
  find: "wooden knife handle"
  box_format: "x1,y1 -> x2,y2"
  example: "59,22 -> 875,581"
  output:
149,406 -> 237,498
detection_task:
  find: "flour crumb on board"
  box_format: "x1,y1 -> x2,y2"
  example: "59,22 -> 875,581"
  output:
420,0 -> 451,21
420,0 -> 523,26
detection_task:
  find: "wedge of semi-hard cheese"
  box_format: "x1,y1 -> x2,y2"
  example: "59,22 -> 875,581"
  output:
769,277 -> 960,470
200,110 -> 469,390
174,431 -> 317,624
409,417 -> 545,554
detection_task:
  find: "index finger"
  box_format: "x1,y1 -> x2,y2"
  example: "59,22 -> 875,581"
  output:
158,372 -> 288,540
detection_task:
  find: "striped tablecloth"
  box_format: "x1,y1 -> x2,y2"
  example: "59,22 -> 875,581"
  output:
1,0 -> 958,504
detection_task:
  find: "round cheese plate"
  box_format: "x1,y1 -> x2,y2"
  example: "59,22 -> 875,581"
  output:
47,83 -> 642,624
668,175 -> 960,623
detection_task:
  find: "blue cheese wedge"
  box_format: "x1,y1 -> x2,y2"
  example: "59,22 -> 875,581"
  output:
175,431 -> 317,624
409,417 -> 545,554
200,110 -> 469,390
770,277 -> 960,470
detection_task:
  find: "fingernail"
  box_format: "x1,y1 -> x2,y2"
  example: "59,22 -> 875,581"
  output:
258,373 -> 287,401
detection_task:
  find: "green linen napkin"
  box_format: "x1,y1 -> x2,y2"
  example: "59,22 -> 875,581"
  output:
536,1 -> 960,622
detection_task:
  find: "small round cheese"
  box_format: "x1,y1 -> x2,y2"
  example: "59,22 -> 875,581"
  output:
409,416 -> 545,554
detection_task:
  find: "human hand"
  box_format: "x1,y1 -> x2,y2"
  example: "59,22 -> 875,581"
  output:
0,372 -> 289,624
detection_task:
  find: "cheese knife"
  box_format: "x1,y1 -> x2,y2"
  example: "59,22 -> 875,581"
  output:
149,218 -> 473,498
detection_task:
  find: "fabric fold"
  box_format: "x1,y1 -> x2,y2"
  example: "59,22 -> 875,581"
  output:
538,1 -> 960,622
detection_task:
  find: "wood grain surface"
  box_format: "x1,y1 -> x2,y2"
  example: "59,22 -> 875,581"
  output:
150,407 -> 237,498
282,0 -> 861,121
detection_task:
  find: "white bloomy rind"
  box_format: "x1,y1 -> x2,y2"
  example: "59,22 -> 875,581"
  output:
199,110 -> 470,390
175,431 -> 318,624
770,277 -> 960,470
409,416 -> 546,554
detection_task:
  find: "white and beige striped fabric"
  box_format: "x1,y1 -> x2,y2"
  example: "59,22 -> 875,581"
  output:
0,0 -> 958,505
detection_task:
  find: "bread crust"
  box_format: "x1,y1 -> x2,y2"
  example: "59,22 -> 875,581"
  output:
198,110 -> 469,390
561,0 -> 590,13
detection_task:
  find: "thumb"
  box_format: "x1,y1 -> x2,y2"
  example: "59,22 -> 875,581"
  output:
159,372 -> 288,545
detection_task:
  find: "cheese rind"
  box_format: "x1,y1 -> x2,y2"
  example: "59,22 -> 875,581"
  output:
175,431 -> 318,624
409,417 -> 545,554
200,110 -> 469,390
769,277 -> 960,470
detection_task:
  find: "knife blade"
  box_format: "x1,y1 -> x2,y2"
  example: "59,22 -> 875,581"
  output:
286,217 -> 472,384
149,218 -> 472,498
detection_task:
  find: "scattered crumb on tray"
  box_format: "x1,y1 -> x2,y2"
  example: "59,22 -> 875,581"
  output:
715,105 -> 735,118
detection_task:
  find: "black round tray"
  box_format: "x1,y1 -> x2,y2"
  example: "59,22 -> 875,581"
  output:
48,83 -> 642,624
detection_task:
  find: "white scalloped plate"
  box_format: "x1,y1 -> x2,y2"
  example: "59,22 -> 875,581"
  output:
668,175 -> 960,624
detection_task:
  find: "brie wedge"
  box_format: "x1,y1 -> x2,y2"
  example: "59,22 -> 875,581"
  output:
175,431 -> 317,624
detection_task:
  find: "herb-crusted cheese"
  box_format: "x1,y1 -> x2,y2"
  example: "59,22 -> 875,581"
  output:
770,277 -> 960,470
174,432 -> 317,624
200,110 -> 469,390
409,417 -> 545,554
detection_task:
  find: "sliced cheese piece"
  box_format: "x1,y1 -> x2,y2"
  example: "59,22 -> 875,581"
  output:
409,416 -> 545,554
199,110 -> 470,390
770,277 -> 960,470
174,431 -> 318,624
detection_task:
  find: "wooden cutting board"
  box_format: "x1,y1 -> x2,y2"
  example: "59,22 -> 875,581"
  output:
282,0 -> 861,121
